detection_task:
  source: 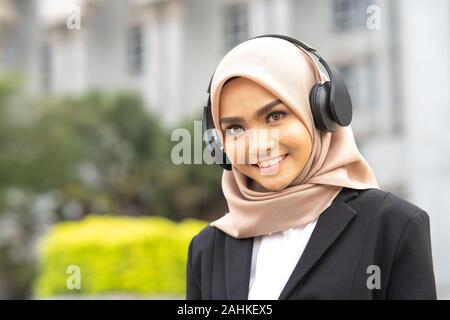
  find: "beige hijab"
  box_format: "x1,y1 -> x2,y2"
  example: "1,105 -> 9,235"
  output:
209,37 -> 379,239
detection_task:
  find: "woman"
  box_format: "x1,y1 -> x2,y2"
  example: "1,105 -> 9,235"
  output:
186,35 -> 436,300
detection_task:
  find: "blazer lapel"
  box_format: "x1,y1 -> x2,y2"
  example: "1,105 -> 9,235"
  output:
277,188 -> 359,300
224,232 -> 254,299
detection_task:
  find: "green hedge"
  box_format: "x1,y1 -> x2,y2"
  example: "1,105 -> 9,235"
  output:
33,215 -> 207,298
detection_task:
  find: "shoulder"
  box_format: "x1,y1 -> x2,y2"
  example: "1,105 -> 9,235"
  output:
350,187 -> 430,232
189,224 -> 219,256
357,187 -> 426,215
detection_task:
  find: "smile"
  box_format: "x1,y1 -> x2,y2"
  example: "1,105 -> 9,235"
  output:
252,154 -> 289,175
257,154 -> 288,168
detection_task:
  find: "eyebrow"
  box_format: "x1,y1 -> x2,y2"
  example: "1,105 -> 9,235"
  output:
219,99 -> 283,125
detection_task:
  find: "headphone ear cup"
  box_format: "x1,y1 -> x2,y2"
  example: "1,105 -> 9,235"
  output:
203,103 -> 232,170
206,130 -> 232,171
213,139 -> 232,171
309,81 -> 338,132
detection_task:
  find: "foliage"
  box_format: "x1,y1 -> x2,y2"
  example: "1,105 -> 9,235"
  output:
0,75 -> 226,298
34,215 -> 207,298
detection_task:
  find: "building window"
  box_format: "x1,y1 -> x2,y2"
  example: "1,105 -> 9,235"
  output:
339,59 -> 379,109
41,44 -> 53,92
365,55 -> 379,108
333,0 -> 370,31
223,3 -> 248,52
338,63 -> 359,109
127,25 -> 144,75
339,58 -> 382,136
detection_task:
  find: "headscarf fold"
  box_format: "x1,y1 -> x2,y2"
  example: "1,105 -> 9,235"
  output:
209,37 -> 379,238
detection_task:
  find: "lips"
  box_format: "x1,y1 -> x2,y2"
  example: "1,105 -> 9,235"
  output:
252,154 -> 289,176
257,154 -> 288,168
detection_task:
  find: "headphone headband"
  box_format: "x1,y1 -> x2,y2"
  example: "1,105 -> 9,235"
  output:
207,35 -> 326,94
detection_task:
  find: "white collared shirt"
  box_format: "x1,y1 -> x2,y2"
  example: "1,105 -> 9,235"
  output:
248,219 -> 318,300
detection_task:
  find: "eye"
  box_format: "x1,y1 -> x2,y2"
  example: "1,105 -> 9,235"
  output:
224,125 -> 245,137
267,111 -> 287,123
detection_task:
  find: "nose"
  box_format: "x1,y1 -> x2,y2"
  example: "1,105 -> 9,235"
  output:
247,128 -> 280,164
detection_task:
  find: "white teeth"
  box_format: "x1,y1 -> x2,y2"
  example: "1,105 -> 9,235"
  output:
257,155 -> 286,168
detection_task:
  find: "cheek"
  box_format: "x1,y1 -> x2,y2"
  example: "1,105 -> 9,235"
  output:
280,121 -> 312,158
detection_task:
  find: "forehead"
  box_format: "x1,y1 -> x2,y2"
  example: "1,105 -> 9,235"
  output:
219,77 -> 278,116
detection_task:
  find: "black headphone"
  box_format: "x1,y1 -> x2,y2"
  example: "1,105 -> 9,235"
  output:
202,34 -> 353,171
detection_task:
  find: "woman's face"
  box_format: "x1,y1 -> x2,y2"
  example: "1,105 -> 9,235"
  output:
219,77 -> 312,191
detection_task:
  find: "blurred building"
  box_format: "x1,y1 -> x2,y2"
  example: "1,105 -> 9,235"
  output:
0,0 -> 449,298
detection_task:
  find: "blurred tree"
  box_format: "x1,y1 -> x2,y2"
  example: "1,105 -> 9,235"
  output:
160,116 -> 228,222
0,75 -> 228,298
1,90 -> 167,218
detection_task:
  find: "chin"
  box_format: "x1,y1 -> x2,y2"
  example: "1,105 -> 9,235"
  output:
254,177 -> 292,192
239,163 -> 297,192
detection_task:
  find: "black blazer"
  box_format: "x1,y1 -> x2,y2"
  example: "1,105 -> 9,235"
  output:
186,187 -> 437,300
